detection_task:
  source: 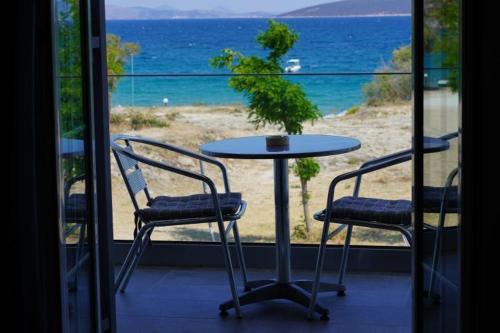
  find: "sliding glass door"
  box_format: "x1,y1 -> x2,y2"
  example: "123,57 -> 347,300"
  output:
52,0 -> 113,331
414,0 -> 461,331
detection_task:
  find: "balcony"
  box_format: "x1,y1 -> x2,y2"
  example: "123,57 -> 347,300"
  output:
62,13 -> 457,332
16,0 -> 492,331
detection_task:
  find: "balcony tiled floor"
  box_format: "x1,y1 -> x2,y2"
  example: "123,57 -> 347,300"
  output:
116,266 -> 410,333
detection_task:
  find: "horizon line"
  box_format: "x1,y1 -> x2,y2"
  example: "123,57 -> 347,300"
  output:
105,14 -> 411,21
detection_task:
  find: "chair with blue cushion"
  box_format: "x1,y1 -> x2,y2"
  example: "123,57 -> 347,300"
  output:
111,134 -> 248,318
308,133 -> 458,319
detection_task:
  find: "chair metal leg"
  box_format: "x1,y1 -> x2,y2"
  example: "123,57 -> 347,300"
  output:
127,227 -> 153,274
120,228 -> 154,292
70,223 -> 87,290
76,223 -> 86,264
428,224 -> 443,298
118,239 -> 146,292
115,243 -> 139,293
428,201 -> 449,298
338,224 -> 353,287
208,223 -> 216,241
308,219 -> 332,319
199,161 -> 217,242
401,229 -> 413,247
402,234 -> 411,247
232,222 -> 249,289
217,220 -> 242,318
115,223 -> 155,293
428,167 -> 458,298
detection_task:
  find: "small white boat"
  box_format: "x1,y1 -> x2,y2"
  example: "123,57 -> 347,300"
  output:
285,59 -> 301,73
438,79 -> 450,87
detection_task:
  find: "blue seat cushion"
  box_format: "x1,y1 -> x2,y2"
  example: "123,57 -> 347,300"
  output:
423,186 -> 458,213
65,193 -> 87,222
138,193 -> 243,222
317,196 -> 412,225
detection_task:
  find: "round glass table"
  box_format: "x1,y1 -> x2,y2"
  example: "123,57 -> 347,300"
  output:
201,135 -> 361,317
61,138 -> 85,158
423,136 -> 450,153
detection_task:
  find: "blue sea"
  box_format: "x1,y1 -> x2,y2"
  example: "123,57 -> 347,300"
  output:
106,17 -> 411,114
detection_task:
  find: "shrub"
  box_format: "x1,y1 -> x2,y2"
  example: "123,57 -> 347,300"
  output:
128,111 -> 169,130
292,222 -> 309,241
363,45 -> 411,106
345,106 -> 360,116
347,156 -> 363,165
165,111 -> 180,121
110,113 -> 126,125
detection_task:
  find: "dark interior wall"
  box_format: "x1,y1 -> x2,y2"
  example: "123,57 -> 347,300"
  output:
460,0 -> 498,331
9,0 -> 497,332
11,1 -> 116,331
11,0 -> 63,331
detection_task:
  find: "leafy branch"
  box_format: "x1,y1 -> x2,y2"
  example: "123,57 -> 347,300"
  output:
211,20 -> 322,234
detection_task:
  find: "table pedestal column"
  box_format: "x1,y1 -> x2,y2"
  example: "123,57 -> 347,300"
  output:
274,158 -> 291,283
219,158 -> 343,320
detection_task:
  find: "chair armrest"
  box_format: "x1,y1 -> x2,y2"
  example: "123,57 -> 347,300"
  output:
112,144 -> 226,219
352,132 -> 456,196
112,134 -> 231,192
64,174 -> 86,199
440,131 -> 459,141
325,154 -> 411,218
359,149 -> 412,169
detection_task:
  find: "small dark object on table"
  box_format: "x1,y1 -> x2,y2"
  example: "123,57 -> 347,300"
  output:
266,135 -> 289,147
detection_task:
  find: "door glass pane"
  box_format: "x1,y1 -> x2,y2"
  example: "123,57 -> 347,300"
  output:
422,0 -> 460,331
106,12 -> 412,247
54,0 -> 94,331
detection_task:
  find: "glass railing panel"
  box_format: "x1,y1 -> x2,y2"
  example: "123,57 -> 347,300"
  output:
109,74 -> 412,246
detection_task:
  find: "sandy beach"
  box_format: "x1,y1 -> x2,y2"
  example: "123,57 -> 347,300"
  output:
109,103 -> 412,245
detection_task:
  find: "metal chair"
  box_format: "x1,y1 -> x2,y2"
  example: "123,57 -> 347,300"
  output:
111,134 -> 248,318
308,133 -> 458,319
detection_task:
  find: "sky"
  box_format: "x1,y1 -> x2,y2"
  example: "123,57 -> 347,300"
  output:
105,1 -> 336,13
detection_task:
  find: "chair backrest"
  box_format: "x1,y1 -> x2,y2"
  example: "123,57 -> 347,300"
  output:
111,138 -> 151,211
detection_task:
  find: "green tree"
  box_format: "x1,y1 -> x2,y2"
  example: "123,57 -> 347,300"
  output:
107,34 -> 140,108
58,0 -> 139,134
293,157 -> 321,232
57,0 -> 86,181
57,0 -> 139,179
57,0 -> 84,139
425,0 -> 459,91
211,20 -> 322,233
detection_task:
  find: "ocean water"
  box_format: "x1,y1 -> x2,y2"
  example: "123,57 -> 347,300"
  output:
106,17 -> 411,114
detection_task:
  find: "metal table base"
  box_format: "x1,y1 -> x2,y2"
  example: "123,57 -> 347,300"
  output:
219,159 -> 345,319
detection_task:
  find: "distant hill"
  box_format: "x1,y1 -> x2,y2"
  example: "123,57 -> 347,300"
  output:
105,5 -> 274,20
279,0 -> 411,17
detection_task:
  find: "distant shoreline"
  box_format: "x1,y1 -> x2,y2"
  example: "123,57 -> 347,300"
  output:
277,13 -> 411,19
105,14 -> 411,21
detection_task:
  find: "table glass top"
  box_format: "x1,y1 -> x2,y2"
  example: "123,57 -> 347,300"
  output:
200,135 -> 361,159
